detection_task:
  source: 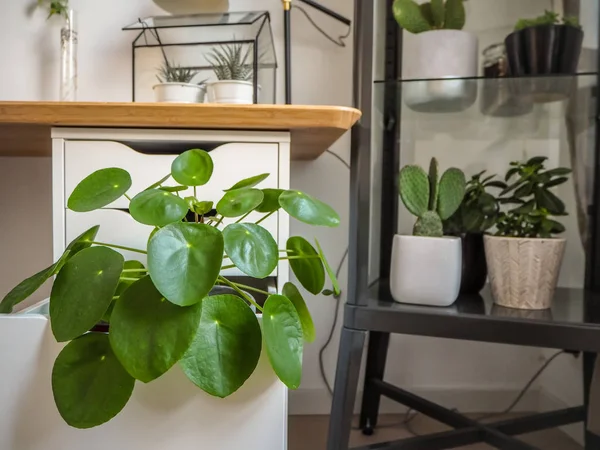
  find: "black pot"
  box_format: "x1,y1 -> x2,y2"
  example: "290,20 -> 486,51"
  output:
459,233 -> 487,295
505,25 -> 583,76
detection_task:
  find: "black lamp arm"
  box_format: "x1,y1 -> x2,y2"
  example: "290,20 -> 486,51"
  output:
297,0 -> 352,26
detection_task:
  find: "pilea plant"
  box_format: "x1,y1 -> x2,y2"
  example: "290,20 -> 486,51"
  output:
494,156 -> 571,238
399,158 -> 466,237
392,0 -> 466,34
514,10 -> 581,31
207,42 -> 253,81
444,170 -> 506,235
0,149 -> 341,429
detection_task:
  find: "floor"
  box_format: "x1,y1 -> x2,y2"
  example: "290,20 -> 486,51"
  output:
288,414 -> 583,450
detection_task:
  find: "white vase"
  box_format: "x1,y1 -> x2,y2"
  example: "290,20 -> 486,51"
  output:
389,235 -> 462,307
153,83 -> 205,103
484,236 -> 566,310
207,80 -> 256,104
403,30 -> 479,112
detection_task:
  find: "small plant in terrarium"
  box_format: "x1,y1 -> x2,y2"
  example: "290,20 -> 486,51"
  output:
156,61 -> 200,84
206,42 -> 256,104
153,61 -> 206,104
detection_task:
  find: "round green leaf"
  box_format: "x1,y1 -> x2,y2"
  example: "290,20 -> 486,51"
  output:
110,276 -> 202,383
52,333 -> 135,429
129,189 -> 189,227
262,295 -> 303,389
68,168 -> 132,212
171,149 -> 214,186
282,283 -> 315,343
50,247 -> 124,342
223,223 -> 277,278
256,189 -> 284,213
279,190 -> 340,227
217,189 -> 264,218
225,173 -> 270,191
315,239 -> 341,296
65,225 -> 100,256
148,223 -> 224,306
180,294 -> 261,398
286,237 -> 325,295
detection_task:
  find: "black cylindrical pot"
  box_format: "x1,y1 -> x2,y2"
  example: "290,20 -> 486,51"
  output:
459,233 -> 487,295
504,31 -> 525,76
523,24 -> 562,74
558,25 -> 584,73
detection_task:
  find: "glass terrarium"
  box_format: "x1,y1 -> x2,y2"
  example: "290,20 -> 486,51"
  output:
123,11 -> 277,104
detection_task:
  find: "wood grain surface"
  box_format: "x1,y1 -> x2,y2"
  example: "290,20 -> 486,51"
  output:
0,102 -> 361,161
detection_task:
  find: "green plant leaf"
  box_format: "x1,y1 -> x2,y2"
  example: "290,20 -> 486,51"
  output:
501,179 -> 526,196
534,187 -> 566,215
485,180 -> 508,189
511,199 -> 535,215
217,189 -> 264,218
180,294 -> 261,398
50,246 -> 124,342
315,239 -> 341,296
68,168 -> 132,212
438,168 -> 466,220
171,149 -> 214,186
283,283 -> 315,343
505,167 -> 520,182
158,185 -> 188,193
148,223 -> 224,306
262,295 -> 303,389
256,189 -> 284,213
129,189 -> 189,227
514,183 -> 533,198
545,168 -> 572,177
444,0 -> 466,29
286,237 -> 325,295
225,173 -> 269,191
223,223 -> 278,278
144,174 -> 171,191
419,2 -> 435,26
110,276 -> 202,383
398,165 -> 430,217
428,158 -> 439,211
52,333 -> 135,429
279,190 -> 340,227
527,156 -> 548,166
0,250 -> 71,314
185,198 -> 214,216
65,225 -> 101,256
544,177 -> 569,188
392,0 -> 432,33
549,219 -> 566,234
430,0 -> 445,27
322,289 -> 334,297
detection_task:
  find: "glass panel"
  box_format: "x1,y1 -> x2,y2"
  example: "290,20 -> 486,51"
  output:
123,11 -> 265,29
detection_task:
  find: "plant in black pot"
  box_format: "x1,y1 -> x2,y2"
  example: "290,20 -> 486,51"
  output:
505,10 -> 583,77
444,171 -> 505,294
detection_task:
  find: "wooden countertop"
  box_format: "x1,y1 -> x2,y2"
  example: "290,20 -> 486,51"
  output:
0,102 -> 360,161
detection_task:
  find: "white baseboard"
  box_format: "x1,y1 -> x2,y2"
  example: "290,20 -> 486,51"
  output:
538,388 -> 584,446
289,387 -> 541,416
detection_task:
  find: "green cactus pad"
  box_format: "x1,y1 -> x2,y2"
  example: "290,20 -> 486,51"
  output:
428,158 -> 439,211
444,0 -> 466,30
393,0 -> 432,34
438,168 -> 466,220
431,0 -> 445,28
413,211 -> 443,237
399,165 -> 430,217
419,3 -> 435,27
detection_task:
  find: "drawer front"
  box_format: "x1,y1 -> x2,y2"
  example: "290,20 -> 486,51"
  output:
65,209 -> 277,278
64,141 -> 280,209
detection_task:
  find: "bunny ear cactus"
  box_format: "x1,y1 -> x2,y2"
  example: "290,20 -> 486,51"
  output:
399,158 -> 466,237
393,0 -> 466,34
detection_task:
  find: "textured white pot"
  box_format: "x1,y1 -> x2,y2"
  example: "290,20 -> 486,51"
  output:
207,80 -> 256,104
153,0 -> 229,14
153,83 -> 205,104
403,30 -> 479,112
484,236 -> 567,310
389,235 -> 462,307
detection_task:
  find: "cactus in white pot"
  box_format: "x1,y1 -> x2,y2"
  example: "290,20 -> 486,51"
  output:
390,158 -> 466,306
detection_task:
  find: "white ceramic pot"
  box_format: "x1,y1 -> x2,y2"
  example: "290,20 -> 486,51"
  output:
207,80 -> 256,104
484,236 -> 566,310
389,235 -> 462,307
153,0 -> 229,14
153,83 -> 205,104
403,30 -> 479,112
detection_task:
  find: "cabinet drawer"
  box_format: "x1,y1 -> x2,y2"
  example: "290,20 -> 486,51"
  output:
65,209 -> 278,278
64,141 -> 279,209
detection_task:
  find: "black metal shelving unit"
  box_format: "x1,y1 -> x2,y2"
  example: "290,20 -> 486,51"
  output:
328,1 -> 600,449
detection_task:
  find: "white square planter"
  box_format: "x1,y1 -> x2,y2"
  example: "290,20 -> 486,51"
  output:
0,302 -> 286,450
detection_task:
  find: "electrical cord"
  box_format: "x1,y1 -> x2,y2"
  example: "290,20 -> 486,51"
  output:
294,4 -> 352,48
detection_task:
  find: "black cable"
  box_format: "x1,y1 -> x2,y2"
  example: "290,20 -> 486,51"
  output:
294,4 -> 352,48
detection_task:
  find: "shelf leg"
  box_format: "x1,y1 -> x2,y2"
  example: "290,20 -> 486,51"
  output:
584,352 -> 600,449
359,331 -> 391,434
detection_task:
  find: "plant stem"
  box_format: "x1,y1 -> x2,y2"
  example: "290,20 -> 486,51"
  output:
119,277 -> 139,282
124,193 -> 132,201
214,216 -> 224,228
221,264 -> 236,270
279,255 -> 321,261
91,241 -> 147,254
219,281 -> 271,297
194,187 -> 199,223
122,268 -> 148,273
256,211 -> 275,225
218,276 -> 263,312
235,211 -> 253,224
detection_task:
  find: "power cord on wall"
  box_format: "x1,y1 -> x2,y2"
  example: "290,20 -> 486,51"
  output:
294,5 -> 352,48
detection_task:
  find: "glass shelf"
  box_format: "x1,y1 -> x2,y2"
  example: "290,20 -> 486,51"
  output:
122,11 -> 266,30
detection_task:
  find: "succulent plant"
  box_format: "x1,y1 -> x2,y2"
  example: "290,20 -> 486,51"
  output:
392,0 -> 466,34
156,61 -> 200,84
207,42 -> 254,81
514,10 -> 581,31
37,0 -> 69,20
399,158 -> 466,237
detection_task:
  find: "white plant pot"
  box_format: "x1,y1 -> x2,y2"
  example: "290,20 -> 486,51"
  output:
153,83 -> 205,104
153,0 -> 229,14
403,30 -> 479,112
389,235 -> 462,307
207,80 -> 256,104
484,236 -> 566,310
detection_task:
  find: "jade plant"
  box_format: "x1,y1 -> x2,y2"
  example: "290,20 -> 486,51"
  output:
0,149 -> 341,429
392,0 -> 466,34
494,156 -> 571,238
514,10 -> 581,31
444,171 -> 506,235
399,158 -> 466,237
